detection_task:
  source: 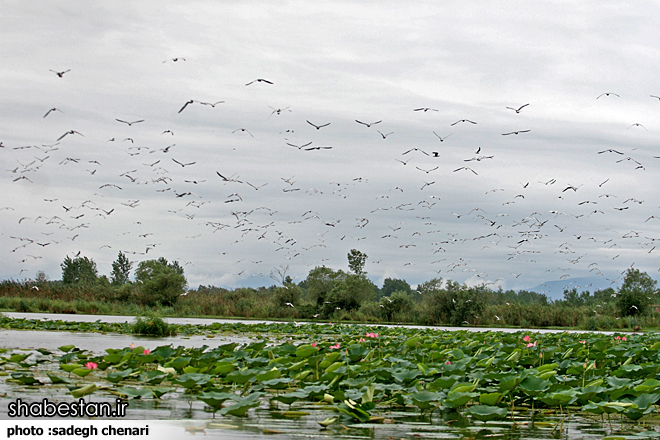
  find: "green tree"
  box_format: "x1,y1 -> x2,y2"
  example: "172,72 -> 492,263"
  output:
135,257 -> 187,307
380,290 -> 414,322
562,288 -> 591,307
110,251 -> 132,285
424,280 -> 487,326
380,278 -> 412,299
347,249 -> 368,275
304,266 -> 347,307
61,255 -> 98,285
322,274 -> 376,317
617,268 -> 657,316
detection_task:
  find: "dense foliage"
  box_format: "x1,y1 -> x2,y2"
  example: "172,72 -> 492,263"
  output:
1,252 -> 660,330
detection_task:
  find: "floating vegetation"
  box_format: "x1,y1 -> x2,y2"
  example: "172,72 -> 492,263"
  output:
131,315 -> 176,336
1,322 -> 659,438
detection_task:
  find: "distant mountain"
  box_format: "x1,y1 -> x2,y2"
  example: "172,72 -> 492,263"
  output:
527,276 -> 619,301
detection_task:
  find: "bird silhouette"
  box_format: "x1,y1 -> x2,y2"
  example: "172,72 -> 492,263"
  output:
50,69 -> 70,77
355,119 -> 382,127
451,119 -> 477,126
246,78 -> 273,86
232,128 -> 253,137
43,108 -> 63,118
172,158 -> 196,167
597,92 -> 620,99
287,142 -> 312,150
433,132 -> 452,141
306,120 -> 330,130
115,119 -> 145,126
199,101 -> 225,107
454,167 -> 478,175
502,130 -> 531,135
506,104 -> 529,113
57,130 -> 84,141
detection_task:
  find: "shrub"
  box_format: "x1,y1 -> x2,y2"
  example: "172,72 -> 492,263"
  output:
131,315 -> 175,336
424,281 -> 487,326
16,298 -> 34,313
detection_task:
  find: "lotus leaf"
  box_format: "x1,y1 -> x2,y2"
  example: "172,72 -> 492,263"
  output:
466,404 -> 508,421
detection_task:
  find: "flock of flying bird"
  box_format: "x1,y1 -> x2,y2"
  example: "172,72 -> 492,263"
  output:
2,63 -> 660,293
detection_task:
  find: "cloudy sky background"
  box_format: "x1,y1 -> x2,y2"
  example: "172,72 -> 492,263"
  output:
2,1 -> 659,295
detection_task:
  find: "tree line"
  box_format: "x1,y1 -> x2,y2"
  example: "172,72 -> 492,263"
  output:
4,249 -> 659,329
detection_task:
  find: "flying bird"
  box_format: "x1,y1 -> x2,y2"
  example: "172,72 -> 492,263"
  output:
50,69 -> 70,77
233,128 -> 253,137
268,106 -> 290,118
116,119 -> 145,126
163,57 -> 186,63
502,130 -> 531,136
377,130 -> 393,139
414,107 -> 438,112
199,101 -> 225,107
596,92 -> 620,99
287,142 -> 312,150
416,166 -> 439,174
43,108 -> 63,118
306,120 -> 330,130
355,119 -> 382,127
433,132 -> 452,141
245,78 -> 273,86
56,130 -> 84,141
451,119 -> 477,126
506,104 -> 529,113
454,167 -> 478,175
172,158 -> 196,167
627,123 -> 647,131
402,147 -> 429,156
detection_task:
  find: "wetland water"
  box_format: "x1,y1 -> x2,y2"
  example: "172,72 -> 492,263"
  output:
0,313 -> 655,440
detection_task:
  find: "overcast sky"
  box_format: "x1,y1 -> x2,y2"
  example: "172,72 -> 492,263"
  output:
2,1 -> 659,294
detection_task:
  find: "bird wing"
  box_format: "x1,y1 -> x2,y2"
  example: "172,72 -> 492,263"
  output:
178,100 -> 193,113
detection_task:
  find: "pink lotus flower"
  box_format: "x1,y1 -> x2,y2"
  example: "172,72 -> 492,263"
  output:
445,361 -> 451,365
615,336 -> 621,340
366,332 -> 379,338
523,335 -> 531,342
129,343 -> 136,349
143,349 -> 151,355
85,362 -> 98,370
622,336 -> 627,341
526,342 -> 536,348
358,338 -> 366,343
311,342 -> 317,347
579,340 -> 586,344
330,343 -> 341,349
